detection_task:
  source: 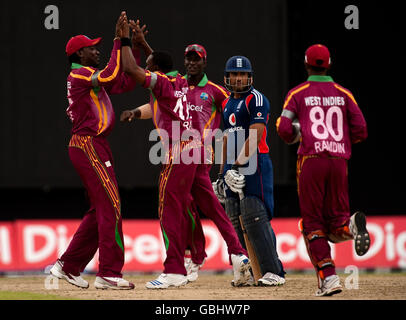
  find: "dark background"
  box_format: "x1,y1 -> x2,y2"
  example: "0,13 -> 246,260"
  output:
0,0 -> 403,220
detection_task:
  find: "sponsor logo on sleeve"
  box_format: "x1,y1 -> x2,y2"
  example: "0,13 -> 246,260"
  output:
254,112 -> 264,120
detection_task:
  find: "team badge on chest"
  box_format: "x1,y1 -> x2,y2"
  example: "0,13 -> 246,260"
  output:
200,92 -> 208,101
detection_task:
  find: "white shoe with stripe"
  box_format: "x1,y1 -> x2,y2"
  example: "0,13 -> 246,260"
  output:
145,273 -> 188,289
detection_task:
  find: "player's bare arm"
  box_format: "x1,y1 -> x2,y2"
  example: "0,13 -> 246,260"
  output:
219,134 -> 228,175
235,123 -> 265,166
212,133 -> 227,204
120,103 -> 152,122
225,123 -> 264,193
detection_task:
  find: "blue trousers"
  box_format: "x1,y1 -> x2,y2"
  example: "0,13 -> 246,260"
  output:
224,153 -> 285,277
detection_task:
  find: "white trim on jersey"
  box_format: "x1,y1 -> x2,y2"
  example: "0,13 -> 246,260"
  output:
149,72 -> 158,89
252,89 -> 263,106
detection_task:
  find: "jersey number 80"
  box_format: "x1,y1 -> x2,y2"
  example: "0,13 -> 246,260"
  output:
309,106 -> 343,142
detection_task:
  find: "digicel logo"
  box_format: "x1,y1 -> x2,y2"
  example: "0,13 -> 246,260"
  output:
2,217 -> 406,271
229,113 -> 236,126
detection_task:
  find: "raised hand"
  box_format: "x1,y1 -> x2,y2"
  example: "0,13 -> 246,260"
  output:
122,13 -> 130,39
115,11 -> 130,39
115,11 -> 125,38
130,19 -> 149,48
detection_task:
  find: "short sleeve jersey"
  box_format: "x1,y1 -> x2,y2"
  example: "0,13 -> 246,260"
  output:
143,70 -> 190,141
184,74 -> 229,142
280,75 -> 367,159
66,39 -> 137,137
222,87 -> 270,161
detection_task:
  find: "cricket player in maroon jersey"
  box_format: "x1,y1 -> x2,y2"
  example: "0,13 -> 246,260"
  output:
276,44 -> 370,296
120,43 -> 243,285
49,12 -> 136,290
119,21 -> 250,289
181,44 -> 230,282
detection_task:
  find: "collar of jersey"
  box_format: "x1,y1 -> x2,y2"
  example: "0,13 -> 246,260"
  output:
71,63 -> 84,70
183,73 -> 208,87
166,70 -> 179,77
307,75 -> 334,82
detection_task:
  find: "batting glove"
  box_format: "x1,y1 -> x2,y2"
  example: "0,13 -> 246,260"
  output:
224,165 -> 245,194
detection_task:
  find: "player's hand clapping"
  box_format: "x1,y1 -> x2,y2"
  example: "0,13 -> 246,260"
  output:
130,19 -> 149,49
115,12 -> 127,38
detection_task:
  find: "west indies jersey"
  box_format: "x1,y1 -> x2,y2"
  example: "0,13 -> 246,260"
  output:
184,74 -> 229,164
143,70 -> 190,142
222,87 -> 270,162
66,39 -> 137,137
277,75 -> 367,159
183,74 -> 229,141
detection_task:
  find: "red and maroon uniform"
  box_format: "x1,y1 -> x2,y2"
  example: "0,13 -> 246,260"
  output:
277,75 -> 367,279
183,74 -> 230,265
144,70 -> 245,274
61,39 -> 137,277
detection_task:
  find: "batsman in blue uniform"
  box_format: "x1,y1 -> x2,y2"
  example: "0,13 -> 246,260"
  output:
213,56 -> 285,286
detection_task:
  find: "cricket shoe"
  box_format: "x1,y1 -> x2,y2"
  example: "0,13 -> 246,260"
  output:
315,274 -> 343,297
231,254 -> 251,287
94,276 -> 135,290
349,211 -> 370,256
49,259 -> 89,289
185,258 -> 205,282
145,273 -> 188,289
258,272 -> 286,286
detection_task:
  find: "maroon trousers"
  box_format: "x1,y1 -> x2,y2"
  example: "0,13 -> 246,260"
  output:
60,135 -> 124,277
186,195 -> 207,265
159,145 -> 246,274
297,156 -> 351,279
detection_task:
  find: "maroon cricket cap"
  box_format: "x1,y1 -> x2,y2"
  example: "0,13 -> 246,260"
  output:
305,44 -> 331,68
185,44 -> 207,60
66,35 -> 102,56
